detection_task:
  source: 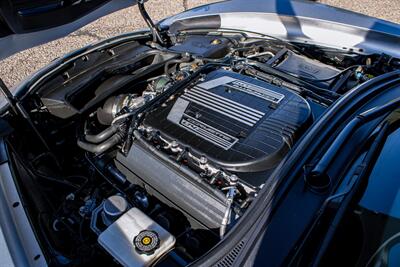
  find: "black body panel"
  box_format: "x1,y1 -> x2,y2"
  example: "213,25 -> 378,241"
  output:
0,0 -> 110,34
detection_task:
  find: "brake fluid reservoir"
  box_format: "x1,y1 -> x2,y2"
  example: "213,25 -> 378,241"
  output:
98,207 -> 176,267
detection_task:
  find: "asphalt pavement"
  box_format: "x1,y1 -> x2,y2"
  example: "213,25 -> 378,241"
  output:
0,0 -> 398,89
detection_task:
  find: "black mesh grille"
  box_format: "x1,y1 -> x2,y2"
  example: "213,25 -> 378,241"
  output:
215,240 -> 245,267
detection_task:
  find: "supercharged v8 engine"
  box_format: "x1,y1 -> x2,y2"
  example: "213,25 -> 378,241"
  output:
5,24 -> 395,266
142,70 -> 311,173
115,69 -> 311,230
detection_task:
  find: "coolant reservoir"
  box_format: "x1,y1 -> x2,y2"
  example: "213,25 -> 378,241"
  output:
98,207 -> 176,267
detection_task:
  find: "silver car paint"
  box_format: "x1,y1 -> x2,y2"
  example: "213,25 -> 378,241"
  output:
161,0 -> 400,57
0,163 -> 47,267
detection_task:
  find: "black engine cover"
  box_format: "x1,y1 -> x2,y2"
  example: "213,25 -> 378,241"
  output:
143,70 -> 311,172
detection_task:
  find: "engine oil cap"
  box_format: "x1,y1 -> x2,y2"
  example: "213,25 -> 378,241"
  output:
134,230 -> 160,255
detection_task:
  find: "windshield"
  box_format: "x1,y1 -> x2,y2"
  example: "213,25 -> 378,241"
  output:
316,120 -> 400,266
359,125 -> 400,266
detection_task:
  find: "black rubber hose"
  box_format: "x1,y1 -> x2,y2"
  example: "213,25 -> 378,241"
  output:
310,95 -> 400,182
164,57 -> 191,80
105,164 -> 127,184
77,133 -> 123,154
84,125 -> 119,144
247,60 -> 341,99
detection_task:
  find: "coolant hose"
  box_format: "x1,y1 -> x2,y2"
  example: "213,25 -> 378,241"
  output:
85,124 -> 119,144
164,57 -> 191,80
77,133 -> 123,154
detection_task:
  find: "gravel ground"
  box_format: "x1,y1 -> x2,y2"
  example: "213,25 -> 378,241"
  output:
0,0 -> 398,89
320,0 -> 400,23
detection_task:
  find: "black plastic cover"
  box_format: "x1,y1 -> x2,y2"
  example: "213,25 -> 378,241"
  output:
143,70 -> 312,172
169,35 -> 232,59
268,49 -> 340,88
167,15 -> 221,35
39,43 -> 154,119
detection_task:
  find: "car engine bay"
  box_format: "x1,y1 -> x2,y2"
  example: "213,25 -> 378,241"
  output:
2,27 -> 399,267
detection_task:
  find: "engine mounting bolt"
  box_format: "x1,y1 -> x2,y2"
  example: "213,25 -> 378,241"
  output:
62,72 -> 70,80
211,39 -> 222,45
65,193 -> 75,201
200,156 -> 208,165
171,140 -> 179,148
79,206 -> 87,216
229,174 -> 239,185
107,49 -> 115,56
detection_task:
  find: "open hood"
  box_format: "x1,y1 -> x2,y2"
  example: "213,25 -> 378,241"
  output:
0,0 -> 135,60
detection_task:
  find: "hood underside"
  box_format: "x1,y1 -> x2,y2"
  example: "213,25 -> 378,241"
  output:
1,0 -> 400,60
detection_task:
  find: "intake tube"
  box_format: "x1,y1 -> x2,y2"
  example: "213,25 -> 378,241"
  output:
85,125 -> 119,144
77,133 -> 123,154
